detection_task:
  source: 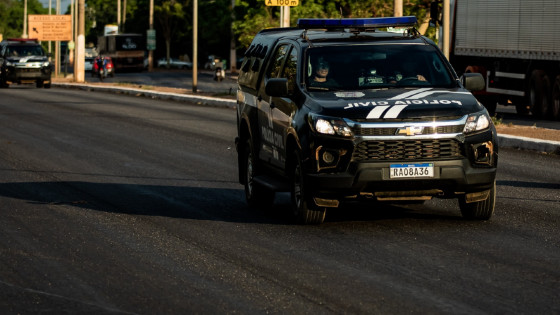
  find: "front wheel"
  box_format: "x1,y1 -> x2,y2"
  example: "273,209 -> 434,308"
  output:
458,181 -> 496,220
291,150 -> 326,225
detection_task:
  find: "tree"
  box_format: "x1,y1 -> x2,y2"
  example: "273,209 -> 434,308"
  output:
155,0 -> 186,65
233,0 -> 436,50
0,0 -> 47,39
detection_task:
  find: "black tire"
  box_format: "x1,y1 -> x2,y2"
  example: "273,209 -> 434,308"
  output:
36,80 -> 44,88
459,181 -> 496,220
291,149 -> 326,225
551,76 -> 560,121
528,70 -> 550,119
244,139 -> 274,209
44,82 -> 51,89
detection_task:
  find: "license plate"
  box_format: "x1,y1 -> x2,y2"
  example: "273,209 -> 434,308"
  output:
390,163 -> 434,179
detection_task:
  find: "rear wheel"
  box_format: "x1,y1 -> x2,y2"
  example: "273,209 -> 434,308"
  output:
459,181 -> 496,220
551,76 -> 560,121
291,150 -> 326,225
36,80 -> 44,88
244,139 -> 274,209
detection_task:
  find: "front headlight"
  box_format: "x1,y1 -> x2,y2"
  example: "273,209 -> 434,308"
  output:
313,115 -> 353,137
42,62 -> 50,67
463,112 -> 491,134
6,61 -> 14,66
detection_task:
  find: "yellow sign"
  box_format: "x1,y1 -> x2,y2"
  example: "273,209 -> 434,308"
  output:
28,15 -> 72,41
265,0 -> 299,6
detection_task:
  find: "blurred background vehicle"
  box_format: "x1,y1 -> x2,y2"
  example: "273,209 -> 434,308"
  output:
84,47 -> 98,72
92,56 -> 115,77
157,58 -> 192,69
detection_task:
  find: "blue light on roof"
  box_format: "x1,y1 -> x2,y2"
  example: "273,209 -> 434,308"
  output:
297,16 -> 417,29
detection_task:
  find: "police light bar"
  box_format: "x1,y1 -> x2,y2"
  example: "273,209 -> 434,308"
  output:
297,16 -> 417,29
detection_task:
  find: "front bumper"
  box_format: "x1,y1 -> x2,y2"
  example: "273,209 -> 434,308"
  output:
306,158 -> 497,199
304,126 -> 498,201
5,66 -> 51,82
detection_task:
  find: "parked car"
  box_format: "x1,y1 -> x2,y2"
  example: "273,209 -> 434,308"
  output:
91,56 -> 115,77
157,58 -> 192,69
85,57 -> 94,71
84,47 -> 98,72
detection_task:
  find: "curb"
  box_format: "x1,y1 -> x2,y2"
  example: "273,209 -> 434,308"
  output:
53,82 -> 237,108
53,82 -> 560,154
498,134 -> 560,154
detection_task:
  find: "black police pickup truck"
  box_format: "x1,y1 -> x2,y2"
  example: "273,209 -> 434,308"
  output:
0,38 -> 52,88
236,17 -> 498,224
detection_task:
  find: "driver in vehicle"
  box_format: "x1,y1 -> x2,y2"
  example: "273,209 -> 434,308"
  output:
308,58 -> 339,89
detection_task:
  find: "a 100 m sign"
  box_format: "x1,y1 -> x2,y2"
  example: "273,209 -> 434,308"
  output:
265,0 -> 299,6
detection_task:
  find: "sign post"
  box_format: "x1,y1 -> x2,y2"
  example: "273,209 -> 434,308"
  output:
28,15 -> 72,41
265,0 -> 298,28
264,0 -> 298,6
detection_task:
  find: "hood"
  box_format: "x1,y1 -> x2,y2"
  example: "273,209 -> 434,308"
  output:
7,55 -> 48,63
305,87 -> 483,120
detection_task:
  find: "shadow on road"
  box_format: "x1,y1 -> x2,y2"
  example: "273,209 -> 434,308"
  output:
0,181 -> 483,225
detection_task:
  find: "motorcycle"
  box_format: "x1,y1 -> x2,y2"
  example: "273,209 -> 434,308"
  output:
214,67 -> 225,82
96,57 -> 107,81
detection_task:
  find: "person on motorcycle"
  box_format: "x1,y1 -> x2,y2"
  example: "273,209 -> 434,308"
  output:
96,55 -> 107,80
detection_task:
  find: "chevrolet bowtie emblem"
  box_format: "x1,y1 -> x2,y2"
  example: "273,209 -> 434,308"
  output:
396,126 -> 424,136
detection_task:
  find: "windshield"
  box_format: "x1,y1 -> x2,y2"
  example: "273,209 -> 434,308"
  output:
7,45 -> 45,57
306,43 -> 455,91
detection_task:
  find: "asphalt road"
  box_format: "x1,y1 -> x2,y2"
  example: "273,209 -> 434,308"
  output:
0,86 -> 559,314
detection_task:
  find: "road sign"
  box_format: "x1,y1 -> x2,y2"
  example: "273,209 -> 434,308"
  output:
28,15 -> 72,41
147,29 -> 156,50
265,0 -> 299,6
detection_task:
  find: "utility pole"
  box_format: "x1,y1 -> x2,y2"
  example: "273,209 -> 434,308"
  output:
394,0 -> 403,17
148,0 -> 154,71
23,0 -> 28,38
75,0 -> 85,82
442,0 -> 450,59
229,0 -> 236,73
117,0 -> 121,32
192,0 -> 198,93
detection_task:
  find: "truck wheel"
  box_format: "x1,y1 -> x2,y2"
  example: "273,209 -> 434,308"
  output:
44,82 -> 51,89
244,139 -> 274,209
458,181 -> 496,220
529,70 -> 550,119
36,80 -> 44,88
551,76 -> 560,121
291,149 -> 326,224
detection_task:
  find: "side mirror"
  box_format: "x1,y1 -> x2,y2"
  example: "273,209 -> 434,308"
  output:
265,78 -> 290,97
461,73 -> 485,91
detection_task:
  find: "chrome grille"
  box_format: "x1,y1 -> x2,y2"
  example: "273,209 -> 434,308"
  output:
353,139 -> 463,161
352,125 -> 463,136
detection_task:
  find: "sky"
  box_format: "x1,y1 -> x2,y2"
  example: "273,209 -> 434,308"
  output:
39,0 -> 72,13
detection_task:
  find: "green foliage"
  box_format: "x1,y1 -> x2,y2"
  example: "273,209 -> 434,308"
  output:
233,0 -> 436,49
0,0 -> 438,66
0,0 -> 48,39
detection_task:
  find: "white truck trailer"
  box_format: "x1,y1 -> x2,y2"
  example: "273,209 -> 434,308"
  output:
449,0 -> 560,119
